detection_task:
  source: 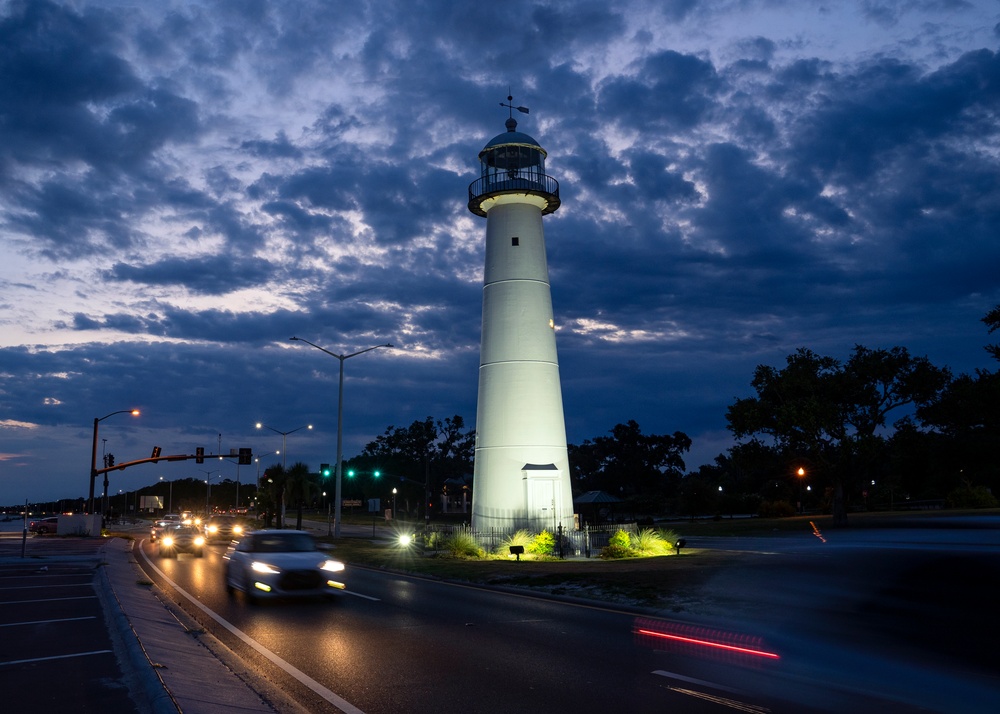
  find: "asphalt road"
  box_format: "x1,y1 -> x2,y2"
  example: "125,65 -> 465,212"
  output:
132,519 -> 1000,714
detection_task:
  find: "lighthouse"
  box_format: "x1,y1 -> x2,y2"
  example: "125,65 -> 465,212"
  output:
468,98 -> 574,534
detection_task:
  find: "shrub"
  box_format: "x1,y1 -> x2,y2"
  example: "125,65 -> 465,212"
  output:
609,529 -> 631,549
946,484 -> 998,509
497,529 -> 534,557
600,529 -> 635,559
758,500 -> 796,518
445,530 -> 484,558
600,542 -> 634,559
529,530 -> 555,556
630,528 -> 666,555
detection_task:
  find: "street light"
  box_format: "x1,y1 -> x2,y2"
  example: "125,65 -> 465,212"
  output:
160,476 -> 173,513
199,469 -> 218,514
90,409 -> 140,513
255,423 -> 313,469
797,467 -> 806,514
289,337 -> 392,537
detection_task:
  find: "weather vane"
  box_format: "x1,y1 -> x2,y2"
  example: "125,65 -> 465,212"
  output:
500,88 -> 529,118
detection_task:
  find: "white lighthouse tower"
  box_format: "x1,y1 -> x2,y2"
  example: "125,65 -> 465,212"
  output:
468,98 -> 574,534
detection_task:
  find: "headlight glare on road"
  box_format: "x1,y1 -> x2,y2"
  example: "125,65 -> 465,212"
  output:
321,559 -> 346,573
251,561 -> 280,574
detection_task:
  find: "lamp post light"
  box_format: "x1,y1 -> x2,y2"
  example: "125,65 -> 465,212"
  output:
797,467 -> 806,514
289,337 -> 392,538
199,469 -> 218,515
160,476 -> 173,513
90,409 -> 140,513
255,423 -> 313,470
392,487 -> 397,521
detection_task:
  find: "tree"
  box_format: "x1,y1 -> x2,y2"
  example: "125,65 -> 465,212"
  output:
284,462 -> 315,531
261,464 -> 286,528
727,346 -> 949,526
569,420 -> 691,510
984,304 -> 1000,362
360,415 -> 475,520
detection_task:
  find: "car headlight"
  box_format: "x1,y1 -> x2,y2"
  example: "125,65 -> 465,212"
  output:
251,561 -> 280,574
194,536 -> 205,546
162,537 -> 174,547
207,525 -> 218,533
321,559 -> 346,573
233,525 -> 243,534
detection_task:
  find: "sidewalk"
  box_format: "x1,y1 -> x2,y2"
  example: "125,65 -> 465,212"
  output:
1,522 -> 282,714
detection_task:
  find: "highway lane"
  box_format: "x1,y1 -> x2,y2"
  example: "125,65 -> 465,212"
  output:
134,526 -> 1000,714
135,538 -> 815,713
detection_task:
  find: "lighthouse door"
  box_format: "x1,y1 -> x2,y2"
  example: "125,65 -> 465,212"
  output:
527,478 -> 556,532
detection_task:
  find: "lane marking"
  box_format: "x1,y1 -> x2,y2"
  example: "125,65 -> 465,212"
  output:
0,582 -> 92,591
0,649 -> 113,666
139,543 -> 366,714
652,669 -> 748,695
668,686 -> 770,713
0,616 -> 97,627
0,596 -> 97,605
342,590 -> 380,602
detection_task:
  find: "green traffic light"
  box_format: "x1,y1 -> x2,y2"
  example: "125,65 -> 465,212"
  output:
374,470 -> 381,478
347,470 -> 355,478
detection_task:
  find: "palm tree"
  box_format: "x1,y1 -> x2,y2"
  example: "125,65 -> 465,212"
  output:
262,464 -> 287,528
284,462 -> 315,530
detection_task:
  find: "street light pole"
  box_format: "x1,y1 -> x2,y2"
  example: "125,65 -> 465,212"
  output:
256,423 -> 313,470
89,409 -> 139,513
289,337 -> 392,537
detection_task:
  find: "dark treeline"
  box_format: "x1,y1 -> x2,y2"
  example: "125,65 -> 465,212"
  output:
15,307 -> 998,526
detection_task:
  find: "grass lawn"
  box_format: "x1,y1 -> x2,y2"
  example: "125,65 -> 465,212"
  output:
313,508 -> 999,610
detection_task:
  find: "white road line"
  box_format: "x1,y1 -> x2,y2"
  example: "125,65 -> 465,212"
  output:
652,669 -> 748,695
0,582 -> 91,591
0,650 -> 113,666
0,596 -> 97,605
0,616 -> 97,627
342,589 -> 380,601
139,545 -> 366,714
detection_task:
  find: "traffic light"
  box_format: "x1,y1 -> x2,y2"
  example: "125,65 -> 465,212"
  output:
196,446 -> 204,464
347,469 -> 355,478
106,453 -> 114,467
320,464 -> 331,478
238,447 -> 252,465
373,470 -> 381,478
151,446 -> 161,459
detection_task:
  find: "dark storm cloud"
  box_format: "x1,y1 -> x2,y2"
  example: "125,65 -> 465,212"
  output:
0,1 -> 202,259
2,0 -> 999,502
598,50 -> 721,130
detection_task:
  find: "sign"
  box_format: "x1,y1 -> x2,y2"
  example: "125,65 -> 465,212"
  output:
367,498 -> 381,513
342,499 -> 362,508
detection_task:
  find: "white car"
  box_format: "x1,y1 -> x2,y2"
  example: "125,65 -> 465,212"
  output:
223,530 -> 346,603
150,514 -> 182,542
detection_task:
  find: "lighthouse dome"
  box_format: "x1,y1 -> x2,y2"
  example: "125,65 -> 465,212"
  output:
469,116 -> 560,217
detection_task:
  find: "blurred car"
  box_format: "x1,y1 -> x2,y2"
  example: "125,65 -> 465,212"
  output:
203,515 -> 250,543
29,516 -> 59,534
158,525 -> 205,558
150,514 -> 182,542
223,529 -> 346,603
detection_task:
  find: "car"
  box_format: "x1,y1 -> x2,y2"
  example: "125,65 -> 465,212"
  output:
223,529 -> 346,603
150,514 -> 182,542
158,525 -> 205,558
203,515 -> 250,543
29,516 -> 59,534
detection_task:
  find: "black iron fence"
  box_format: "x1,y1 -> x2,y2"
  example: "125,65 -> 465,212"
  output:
418,521 -> 639,558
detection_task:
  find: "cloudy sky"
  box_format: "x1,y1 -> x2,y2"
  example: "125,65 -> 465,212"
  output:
2,0 -> 999,505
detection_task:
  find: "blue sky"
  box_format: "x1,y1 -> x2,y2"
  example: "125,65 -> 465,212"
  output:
2,0 -> 999,504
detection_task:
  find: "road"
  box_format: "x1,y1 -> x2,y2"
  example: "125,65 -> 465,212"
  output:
133,518 -> 1000,714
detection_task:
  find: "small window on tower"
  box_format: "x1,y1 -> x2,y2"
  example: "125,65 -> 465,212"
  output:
511,236 -> 520,246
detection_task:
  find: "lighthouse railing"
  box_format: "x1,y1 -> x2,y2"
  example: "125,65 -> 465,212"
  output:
468,173 -> 559,203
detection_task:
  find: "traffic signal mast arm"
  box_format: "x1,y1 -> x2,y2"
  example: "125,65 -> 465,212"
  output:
93,449 -> 253,475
